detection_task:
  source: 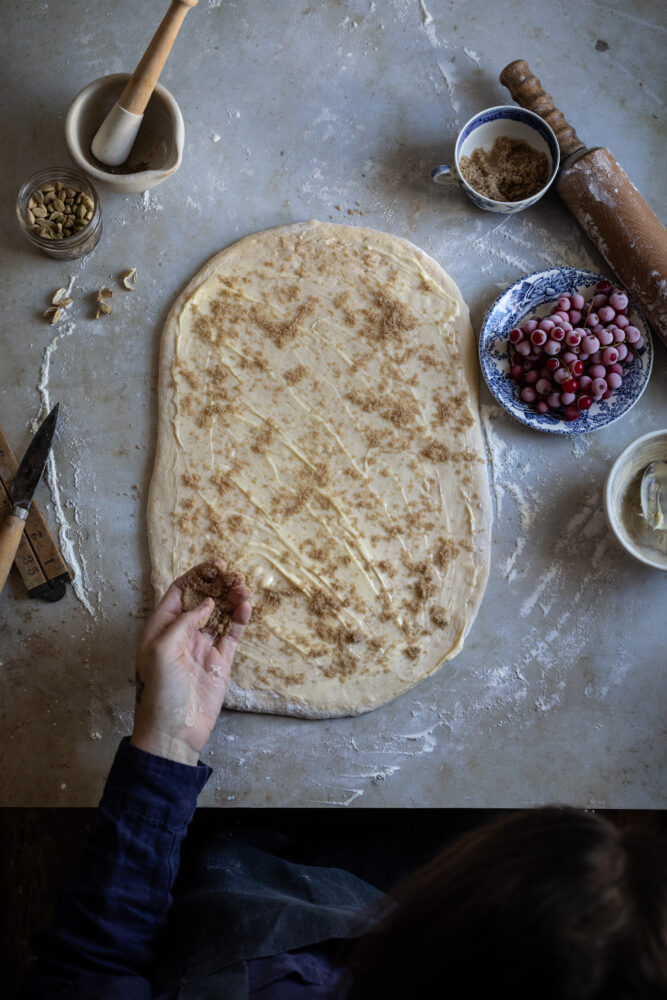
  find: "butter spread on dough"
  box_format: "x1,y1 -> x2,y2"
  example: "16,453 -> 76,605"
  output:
148,221 -> 492,718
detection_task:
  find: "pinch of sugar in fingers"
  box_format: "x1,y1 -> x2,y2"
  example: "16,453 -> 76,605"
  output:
181,563 -> 245,637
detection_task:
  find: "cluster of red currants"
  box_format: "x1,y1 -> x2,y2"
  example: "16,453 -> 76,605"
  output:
508,281 -> 643,421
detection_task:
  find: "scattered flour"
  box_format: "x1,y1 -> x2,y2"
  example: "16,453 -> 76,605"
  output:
140,190 -> 163,213
435,61 -> 461,114
33,289 -> 97,618
417,0 -> 433,27
478,400 -> 625,729
310,785 -> 365,807
418,0 -> 441,49
520,563 -> 559,618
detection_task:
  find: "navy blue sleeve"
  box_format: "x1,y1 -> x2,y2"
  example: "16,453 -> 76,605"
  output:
21,738 -> 211,1000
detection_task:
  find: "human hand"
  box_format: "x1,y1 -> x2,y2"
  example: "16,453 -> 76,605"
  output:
130,559 -> 251,765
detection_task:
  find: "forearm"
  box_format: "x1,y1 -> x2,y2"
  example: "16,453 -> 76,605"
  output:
22,739 -> 210,996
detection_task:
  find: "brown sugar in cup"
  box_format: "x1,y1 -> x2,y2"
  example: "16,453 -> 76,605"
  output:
430,105 -> 559,214
182,562 -> 243,638
458,136 -> 549,202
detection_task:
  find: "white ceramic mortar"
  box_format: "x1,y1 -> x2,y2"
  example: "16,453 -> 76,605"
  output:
605,429 -> 667,571
65,73 -> 184,194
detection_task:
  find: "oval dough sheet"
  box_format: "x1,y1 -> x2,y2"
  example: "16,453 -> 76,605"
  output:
148,221 -> 492,718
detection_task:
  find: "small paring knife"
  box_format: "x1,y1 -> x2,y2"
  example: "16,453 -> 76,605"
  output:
0,403 -> 59,595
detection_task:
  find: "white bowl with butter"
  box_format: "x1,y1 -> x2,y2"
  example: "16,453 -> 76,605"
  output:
605,429 -> 667,570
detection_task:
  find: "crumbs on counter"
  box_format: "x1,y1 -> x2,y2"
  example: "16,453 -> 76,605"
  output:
122,268 -> 138,290
333,202 -> 366,217
95,287 -> 113,319
43,286 -> 74,324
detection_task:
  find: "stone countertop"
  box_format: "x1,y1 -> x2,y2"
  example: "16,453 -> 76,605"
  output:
1,0 -> 665,807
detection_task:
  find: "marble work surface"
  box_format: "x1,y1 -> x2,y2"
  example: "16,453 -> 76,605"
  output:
1,0 -> 665,807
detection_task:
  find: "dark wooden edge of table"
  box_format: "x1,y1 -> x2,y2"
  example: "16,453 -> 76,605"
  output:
3,807 -> 665,999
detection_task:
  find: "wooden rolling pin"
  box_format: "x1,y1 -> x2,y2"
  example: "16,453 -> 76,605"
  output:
500,60 -> 667,345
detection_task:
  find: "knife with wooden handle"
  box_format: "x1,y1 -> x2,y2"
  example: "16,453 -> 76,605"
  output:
0,403 -> 59,594
500,59 -> 667,346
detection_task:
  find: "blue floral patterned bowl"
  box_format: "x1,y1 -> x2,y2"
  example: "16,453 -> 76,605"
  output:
479,267 -> 653,434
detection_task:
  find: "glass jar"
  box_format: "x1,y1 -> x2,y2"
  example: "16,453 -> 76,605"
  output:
16,167 -> 102,260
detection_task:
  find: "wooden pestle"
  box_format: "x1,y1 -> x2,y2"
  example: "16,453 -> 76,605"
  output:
91,0 -> 198,165
118,0 -> 199,117
500,60 -> 667,344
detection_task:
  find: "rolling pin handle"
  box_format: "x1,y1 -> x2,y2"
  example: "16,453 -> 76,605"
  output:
500,59 -> 586,159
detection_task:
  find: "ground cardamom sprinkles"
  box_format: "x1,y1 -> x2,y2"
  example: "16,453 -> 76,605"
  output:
459,136 -> 550,202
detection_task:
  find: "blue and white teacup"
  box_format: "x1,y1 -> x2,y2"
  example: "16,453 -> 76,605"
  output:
431,105 -> 560,214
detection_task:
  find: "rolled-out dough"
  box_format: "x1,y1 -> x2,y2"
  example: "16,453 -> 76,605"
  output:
148,221 -> 492,718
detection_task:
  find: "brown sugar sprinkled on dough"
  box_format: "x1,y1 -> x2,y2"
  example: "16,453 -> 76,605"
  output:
309,588 -> 341,617
422,441 -> 453,463
151,222 -> 492,718
378,292 -> 413,342
321,649 -> 359,679
433,538 -> 459,569
251,424 -> 276,454
252,586 -> 288,622
383,396 -> 418,429
434,392 -> 475,431
181,563 -> 243,638
211,465 -> 240,497
192,310 -> 215,344
413,559 -> 438,600
347,387 -> 418,429
422,441 -> 479,465
207,511 -> 225,535
430,606 -> 449,628
262,587 -> 285,608
361,291 -> 415,346
197,401 -> 223,429
253,351 -> 270,371
418,347 -> 448,373
251,302 -> 315,348
284,364 -> 308,384
181,394 -> 195,417
175,364 -> 200,391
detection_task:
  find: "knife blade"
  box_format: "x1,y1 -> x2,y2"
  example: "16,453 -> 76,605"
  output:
0,403 -> 59,594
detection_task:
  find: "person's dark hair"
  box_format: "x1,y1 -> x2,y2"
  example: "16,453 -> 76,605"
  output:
346,808 -> 667,999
